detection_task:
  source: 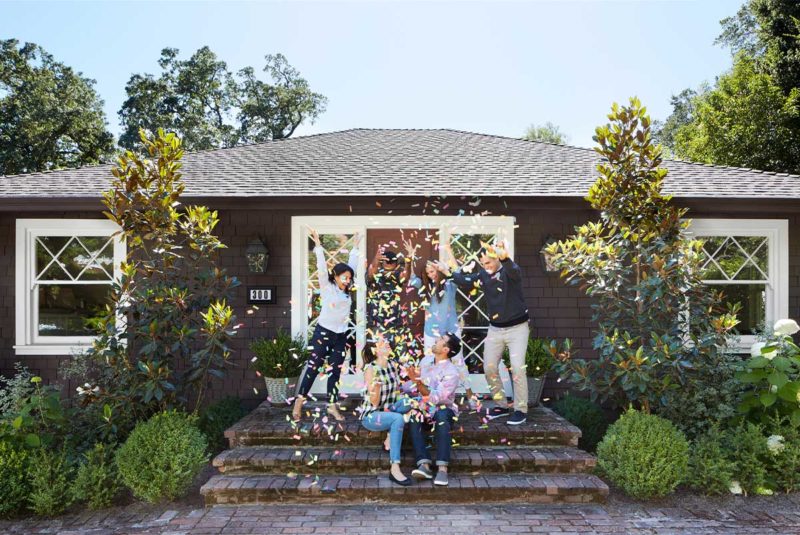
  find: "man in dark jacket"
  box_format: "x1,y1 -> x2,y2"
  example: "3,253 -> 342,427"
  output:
447,239 -> 530,425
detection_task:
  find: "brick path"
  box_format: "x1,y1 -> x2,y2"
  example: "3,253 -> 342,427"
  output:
3,497 -> 800,534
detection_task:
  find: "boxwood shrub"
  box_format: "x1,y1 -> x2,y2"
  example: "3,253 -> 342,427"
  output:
0,440 -> 30,518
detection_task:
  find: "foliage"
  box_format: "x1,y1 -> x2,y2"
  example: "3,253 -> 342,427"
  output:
72,442 -> 123,509
737,325 -> 800,427
723,422 -> 769,495
0,362 -> 36,419
656,348 -> 744,440
673,54 -> 800,174
763,415 -> 800,493
0,39 -> 114,175
551,394 -> 608,452
545,98 -> 739,412
118,47 -> 326,151
651,88 -> 697,156
115,411 -> 209,503
63,129 -> 240,443
27,447 -> 74,517
523,122 -> 568,144
250,328 -> 308,378
0,440 -> 30,518
524,338 -> 557,378
596,409 -> 689,499
686,427 -> 736,495
198,396 -> 246,453
0,375 -> 71,451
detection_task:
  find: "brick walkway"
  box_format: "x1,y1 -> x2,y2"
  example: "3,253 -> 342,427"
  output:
3,497 -> 800,534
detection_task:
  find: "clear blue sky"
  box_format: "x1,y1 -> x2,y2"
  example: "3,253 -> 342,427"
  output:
2,0 -> 741,147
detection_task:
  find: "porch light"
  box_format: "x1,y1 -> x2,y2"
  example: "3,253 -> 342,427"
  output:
539,235 -> 559,273
246,237 -> 269,273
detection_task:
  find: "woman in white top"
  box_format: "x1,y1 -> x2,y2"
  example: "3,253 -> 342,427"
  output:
293,229 -> 361,422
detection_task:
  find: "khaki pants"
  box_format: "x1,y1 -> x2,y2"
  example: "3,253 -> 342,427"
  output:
483,322 -> 529,413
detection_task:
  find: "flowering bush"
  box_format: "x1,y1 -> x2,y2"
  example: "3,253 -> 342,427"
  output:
737,318 -> 800,427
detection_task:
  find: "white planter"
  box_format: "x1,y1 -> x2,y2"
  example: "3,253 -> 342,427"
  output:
263,376 -> 299,405
527,376 -> 546,407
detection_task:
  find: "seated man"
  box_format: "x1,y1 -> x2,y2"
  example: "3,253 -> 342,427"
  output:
404,333 -> 461,486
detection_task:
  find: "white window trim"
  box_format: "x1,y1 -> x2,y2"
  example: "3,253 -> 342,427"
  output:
290,214 -> 516,394
685,218 -> 789,350
15,219 -> 125,356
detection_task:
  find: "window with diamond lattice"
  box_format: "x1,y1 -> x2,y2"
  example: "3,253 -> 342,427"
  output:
449,233 -> 498,374
699,235 -> 769,335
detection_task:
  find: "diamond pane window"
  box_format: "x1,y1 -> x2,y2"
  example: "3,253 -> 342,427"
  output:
699,235 -> 770,336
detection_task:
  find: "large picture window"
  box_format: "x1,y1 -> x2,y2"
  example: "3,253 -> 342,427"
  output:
687,218 -> 788,348
15,219 -> 125,355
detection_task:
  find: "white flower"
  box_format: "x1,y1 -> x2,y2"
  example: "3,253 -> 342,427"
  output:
729,481 -> 743,495
770,384 -> 779,394
774,319 -> 800,337
750,342 -> 766,358
767,435 -> 785,455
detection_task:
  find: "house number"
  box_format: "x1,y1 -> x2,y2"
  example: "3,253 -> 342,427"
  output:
247,286 -> 276,304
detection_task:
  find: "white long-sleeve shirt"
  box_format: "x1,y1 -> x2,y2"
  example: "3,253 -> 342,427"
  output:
314,245 -> 359,333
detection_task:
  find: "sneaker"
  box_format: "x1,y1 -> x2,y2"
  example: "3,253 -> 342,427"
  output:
434,470 -> 449,486
412,465 -> 434,480
507,410 -> 527,426
487,407 -> 510,420
468,397 -> 480,411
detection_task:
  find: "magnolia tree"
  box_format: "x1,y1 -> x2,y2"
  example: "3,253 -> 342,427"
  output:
70,129 -> 239,440
545,98 -> 740,417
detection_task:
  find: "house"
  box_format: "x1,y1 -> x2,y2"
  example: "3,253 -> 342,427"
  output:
1,129 -> 798,405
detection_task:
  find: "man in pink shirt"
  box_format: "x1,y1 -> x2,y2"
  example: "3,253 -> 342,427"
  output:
405,333 -> 461,486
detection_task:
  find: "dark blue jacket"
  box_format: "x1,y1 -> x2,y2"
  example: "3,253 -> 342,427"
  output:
451,258 -> 529,327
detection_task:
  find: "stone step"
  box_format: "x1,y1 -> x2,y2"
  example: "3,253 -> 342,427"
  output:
225,404 -> 581,448
213,445 -> 596,475
201,473 -> 608,505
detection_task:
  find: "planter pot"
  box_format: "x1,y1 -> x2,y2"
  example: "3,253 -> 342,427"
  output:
264,376 -> 299,405
526,376 -> 546,407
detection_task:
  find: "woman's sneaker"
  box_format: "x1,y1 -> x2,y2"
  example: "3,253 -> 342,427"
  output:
487,407 -> 510,420
508,410 -> 527,426
434,470 -> 449,486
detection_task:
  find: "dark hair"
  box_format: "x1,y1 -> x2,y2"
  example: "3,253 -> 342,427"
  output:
421,259 -> 446,302
362,341 -> 377,365
382,250 -> 399,264
444,333 -> 461,358
328,262 -> 355,292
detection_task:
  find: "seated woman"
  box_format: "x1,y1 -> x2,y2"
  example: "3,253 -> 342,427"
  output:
359,336 -> 412,486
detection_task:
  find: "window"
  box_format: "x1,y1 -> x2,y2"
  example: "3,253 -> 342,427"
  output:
686,219 -> 788,348
15,219 -> 125,355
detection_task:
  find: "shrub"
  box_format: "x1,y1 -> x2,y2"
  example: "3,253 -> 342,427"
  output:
250,328 -> 307,378
115,411 -> 209,503
551,394 -> 608,452
27,447 -> 74,516
198,396 -> 247,453
723,422 -> 769,495
524,338 -> 556,378
72,443 -> 123,509
0,440 -> 30,518
764,415 -> 800,493
0,363 -> 36,419
686,427 -> 736,495
596,409 -> 689,499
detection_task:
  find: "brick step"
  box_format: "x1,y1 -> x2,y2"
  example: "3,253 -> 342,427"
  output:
201,473 -> 608,505
213,445 -> 596,475
225,404 -> 581,448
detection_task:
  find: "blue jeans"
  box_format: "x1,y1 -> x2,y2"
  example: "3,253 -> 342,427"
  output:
362,411 -> 405,464
409,408 -> 454,467
297,324 -> 348,403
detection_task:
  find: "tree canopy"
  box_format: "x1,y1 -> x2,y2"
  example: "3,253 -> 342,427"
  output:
523,122 -> 568,144
0,39 -> 114,175
118,47 -> 327,151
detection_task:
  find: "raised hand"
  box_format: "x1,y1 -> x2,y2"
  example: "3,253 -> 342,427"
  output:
402,238 -> 417,259
309,227 -> 321,247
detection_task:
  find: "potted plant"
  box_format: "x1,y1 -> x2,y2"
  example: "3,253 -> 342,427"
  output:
525,337 -> 555,407
250,328 -> 307,405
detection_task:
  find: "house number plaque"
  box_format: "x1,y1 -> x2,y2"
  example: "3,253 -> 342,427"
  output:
247,286 -> 276,305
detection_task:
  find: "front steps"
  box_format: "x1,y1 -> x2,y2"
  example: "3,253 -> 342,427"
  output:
201,402 -> 609,505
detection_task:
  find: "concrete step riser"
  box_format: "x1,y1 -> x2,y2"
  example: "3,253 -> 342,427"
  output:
227,433 -> 578,448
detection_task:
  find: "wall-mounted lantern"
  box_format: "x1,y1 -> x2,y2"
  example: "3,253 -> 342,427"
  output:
246,237 -> 269,273
539,235 -> 560,273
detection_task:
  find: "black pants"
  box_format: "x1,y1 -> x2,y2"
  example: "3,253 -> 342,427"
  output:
297,324 -> 348,403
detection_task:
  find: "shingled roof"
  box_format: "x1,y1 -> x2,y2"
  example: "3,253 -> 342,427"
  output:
2,128 -> 799,200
